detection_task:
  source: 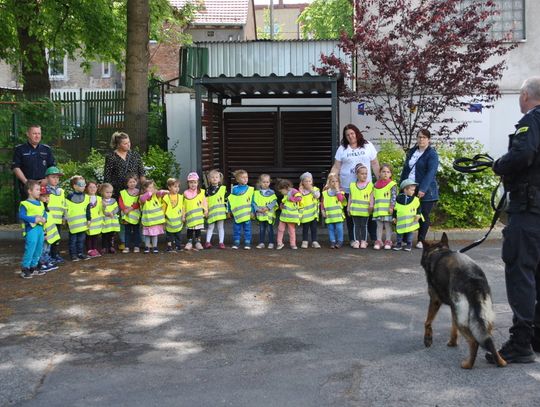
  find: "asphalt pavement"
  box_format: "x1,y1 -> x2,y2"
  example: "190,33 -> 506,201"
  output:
1,237 -> 538,407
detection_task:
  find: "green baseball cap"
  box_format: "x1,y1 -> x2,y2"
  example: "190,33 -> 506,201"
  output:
45,166 -> 64,176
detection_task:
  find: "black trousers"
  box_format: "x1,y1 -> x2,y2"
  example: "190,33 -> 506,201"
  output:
502,212 -> 540,343
417,200 -> 436,241
344,193 -> 376,242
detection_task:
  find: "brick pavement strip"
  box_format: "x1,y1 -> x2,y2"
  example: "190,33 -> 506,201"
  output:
0,239 -> 538,407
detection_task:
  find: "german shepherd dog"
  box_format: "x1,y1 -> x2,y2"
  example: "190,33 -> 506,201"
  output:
420,233 -> 506,369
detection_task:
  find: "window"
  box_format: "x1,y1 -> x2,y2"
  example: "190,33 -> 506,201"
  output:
102,62 -> 111,78
207,30 -> 215,37
461,0 -> 525,41
47,52 -> 67,80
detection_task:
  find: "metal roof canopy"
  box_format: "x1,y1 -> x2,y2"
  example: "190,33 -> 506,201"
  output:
193,73 -> 341,174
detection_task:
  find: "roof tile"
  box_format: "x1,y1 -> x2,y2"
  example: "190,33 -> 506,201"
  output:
170,0 -> 249,25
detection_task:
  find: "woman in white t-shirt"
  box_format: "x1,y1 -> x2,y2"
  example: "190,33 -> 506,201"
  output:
330,124 -> 380,245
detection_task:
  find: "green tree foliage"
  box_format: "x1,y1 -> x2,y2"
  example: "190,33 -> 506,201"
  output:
257,8 -> 283,40
297,0 -> 353,39
0,0 -> 198,94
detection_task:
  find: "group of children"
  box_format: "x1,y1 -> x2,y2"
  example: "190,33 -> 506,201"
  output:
18,163 -> 423,279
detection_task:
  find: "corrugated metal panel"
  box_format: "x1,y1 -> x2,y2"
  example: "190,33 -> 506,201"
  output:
194,40 -> 349,77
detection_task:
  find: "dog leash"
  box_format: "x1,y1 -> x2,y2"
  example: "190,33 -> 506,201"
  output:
452,154 -> 505,253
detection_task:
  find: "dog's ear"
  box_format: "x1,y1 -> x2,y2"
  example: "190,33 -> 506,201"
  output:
440,232 -> 449,248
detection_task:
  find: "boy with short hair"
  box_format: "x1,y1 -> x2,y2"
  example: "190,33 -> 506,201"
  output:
44,166 -> 66,263
393,179 -> 423,252
66,175 -> 91,261
19,181 -> 47,279
228,169 -> 254,250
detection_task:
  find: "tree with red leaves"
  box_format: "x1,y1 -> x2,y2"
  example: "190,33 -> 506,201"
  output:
317,0 -> 516,150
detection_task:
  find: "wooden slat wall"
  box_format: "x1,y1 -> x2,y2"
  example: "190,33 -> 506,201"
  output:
201,101 -> 223,178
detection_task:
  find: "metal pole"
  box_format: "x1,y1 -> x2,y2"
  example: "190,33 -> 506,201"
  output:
269,0 -> 274,40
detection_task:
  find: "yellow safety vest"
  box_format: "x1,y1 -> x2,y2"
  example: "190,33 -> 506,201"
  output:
47,188 -> 66,224
253,190 -> 277,224
349,182 -> 373,217
373,181 -> 397,218
207,186 -> 227,224
163,193 -> 184,233
101,199 -> 121,233
322,191 -> 346,224
66,195 -> 90,234
299,187 -> 320,224
87,196 -> 104,236
141,194 -> 165,227
20,200 -> 45,235
395,196 -> 423,234
120,189 -> 141,225
228,187 -> 254,223
184,190 -> 206,228
279,194 -> 301,225
44,213 -> 60,244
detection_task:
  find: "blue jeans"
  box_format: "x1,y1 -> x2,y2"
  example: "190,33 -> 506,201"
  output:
69,232 -> 86,257
40,242 -> 52,265
124,223 -> 141,249
328,222 -> 344,245
22,226 -> 44,268
233,220 -> 251,246
259,221 -> 274,244
396,231 -> 413,245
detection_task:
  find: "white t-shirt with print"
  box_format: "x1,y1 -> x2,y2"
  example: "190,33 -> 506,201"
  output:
408,149 -> 424,182
334,142 -> 378,193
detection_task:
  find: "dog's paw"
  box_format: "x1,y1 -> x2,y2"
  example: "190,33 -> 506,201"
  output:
461,360 -> 473,369
447,339 -> 458,347
424,335 -> 433,347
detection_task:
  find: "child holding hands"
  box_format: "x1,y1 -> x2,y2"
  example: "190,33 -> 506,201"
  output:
162,178 -> 184,252
182,172 -> 207,250
139,179 -> 167,253
119,174 -> 141,253
393,179 -> 423,252
298,172 -> 321,249
228,169 -> 254,250
275,178 -> 302,250
348,164 -> 374,249
253,174 -> 277,249
372,164 -> 397,250
205,170 -> 227,249
321,173 -> 347,249
100,183 -> 121,254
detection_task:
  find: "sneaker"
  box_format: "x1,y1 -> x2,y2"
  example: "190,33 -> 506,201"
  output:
416,241 -> 423,249
301,241 -> 309,249
218,243 -> 226,250
195,241 -> 204,250
256,243 -> 265,249
351,240 -> 360,249
78,254 -> 90,261
204,242 -> 213,249
384,240 -> 392,250
46,262 -> 59,271
88,249 -> 101,258
176,246 -> 182,251
71,256 -> 80,262
486,339 -> 535,364
20,268 -> 33,279
133,247 -> 140,253
184,242 -> 193,250
290,246 -> 298,250
143,247 -> 151,254
267,243 -> 275,249
330,243 -> 336,249
118,243 -> 126,251
373,240 -> 382,250
392,243 -> 403,251
360,240 -> 368,249
52,254 -> 65,264
276,243 -> 284,250
244,246 -> 251,250
122,248 -> 130,254
404,243 -> 412,252
39,263 -> 54,273
335,242 -> 342,249
153,248 -> 159,254
33,266 -> 46,276
231,245 -> 239,250
166,246 -> 175,253
312,241 -> 321,249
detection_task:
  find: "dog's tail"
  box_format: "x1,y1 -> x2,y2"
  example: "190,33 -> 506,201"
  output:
467,292 -> 496,350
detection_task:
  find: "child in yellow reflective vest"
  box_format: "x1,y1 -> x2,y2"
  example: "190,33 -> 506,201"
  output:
85,181 -> 103,258
100,183 -> 121,254
275,178 -> 302,250
254,173 -> 277,249
205,170 -> 227,249
66,175 -> 92,261
228,169 -> 254,250
44,166 -> 65,264
162,177 -> 184,252
19,181 -> 47,279
298,172 -> 321,249
119,174 -> 141,253
321,173 -> 347,249
140,179 -> 167,253
372,164 -> 397,250
392,179 -> 423,252
347,164 -> 374,249
38,186 -> 59,273
182,172 -> 207,250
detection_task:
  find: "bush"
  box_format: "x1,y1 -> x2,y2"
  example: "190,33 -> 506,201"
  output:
142,145 -> 181,188
58,149 -> 106,192
377,139 -> 498,228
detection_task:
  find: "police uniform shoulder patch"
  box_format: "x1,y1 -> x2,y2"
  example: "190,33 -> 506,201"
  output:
516,126 -> 529,135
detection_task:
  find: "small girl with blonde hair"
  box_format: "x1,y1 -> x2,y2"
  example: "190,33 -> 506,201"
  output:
162,178 -> 183,252
372,163 -> 397,250
205,169 -> 227,249
321,173 -> 347,248
139,179 -> 167,253
85,181 -> 103,257
298,172 -> 321,249
253,174 -> 277,249
182,172 -> 207,250
275,178 -> 302,250
99,183 -> 120,254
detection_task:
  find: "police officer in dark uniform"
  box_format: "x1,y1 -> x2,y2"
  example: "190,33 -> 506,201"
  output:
11,125 -> 56,200
486,77 -> 540,364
